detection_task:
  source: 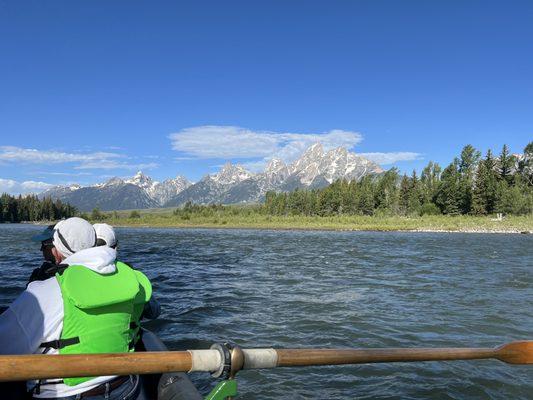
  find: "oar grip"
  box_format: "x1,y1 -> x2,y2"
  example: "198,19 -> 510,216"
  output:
188,350 -> 221,372
242,349 -> 278,369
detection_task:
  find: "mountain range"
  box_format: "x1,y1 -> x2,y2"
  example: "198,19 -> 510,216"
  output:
40,143 -> 384,211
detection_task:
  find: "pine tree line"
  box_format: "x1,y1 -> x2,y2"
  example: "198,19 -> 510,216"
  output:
265,142 -> 533,217
0,194 -> 77,223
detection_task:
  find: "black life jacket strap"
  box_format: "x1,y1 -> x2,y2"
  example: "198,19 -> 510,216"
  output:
40,336 -> 80,350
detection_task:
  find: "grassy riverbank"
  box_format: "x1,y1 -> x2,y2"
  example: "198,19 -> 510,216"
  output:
90,208 -> 533,233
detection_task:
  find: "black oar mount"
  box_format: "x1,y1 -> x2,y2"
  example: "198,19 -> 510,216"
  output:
210,343 -> 244,379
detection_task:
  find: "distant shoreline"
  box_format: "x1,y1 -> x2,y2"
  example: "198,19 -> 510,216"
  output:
23,214 -> 533,235
20,223 -> 531,234
113,224 -> 531,234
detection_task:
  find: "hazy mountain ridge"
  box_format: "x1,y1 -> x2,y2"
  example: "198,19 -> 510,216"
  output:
41,143 -> 383,210
41,171 -> 191,211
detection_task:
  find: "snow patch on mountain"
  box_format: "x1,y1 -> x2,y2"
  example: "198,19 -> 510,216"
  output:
211,163 -> 254,185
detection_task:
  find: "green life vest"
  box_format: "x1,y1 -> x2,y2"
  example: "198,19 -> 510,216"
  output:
55,261 -> 151,386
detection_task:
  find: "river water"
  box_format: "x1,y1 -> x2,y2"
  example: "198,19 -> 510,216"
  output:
1,224 -> 531,399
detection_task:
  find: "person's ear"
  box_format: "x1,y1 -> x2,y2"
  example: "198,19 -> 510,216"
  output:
51,247 -> 64,263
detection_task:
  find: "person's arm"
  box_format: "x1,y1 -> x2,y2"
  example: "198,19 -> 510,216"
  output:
0,279 -> 63,355
142,296 -> 161,320
0,291 -> 44,354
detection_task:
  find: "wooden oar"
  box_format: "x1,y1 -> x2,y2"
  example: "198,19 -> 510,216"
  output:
0,341 -> 530,382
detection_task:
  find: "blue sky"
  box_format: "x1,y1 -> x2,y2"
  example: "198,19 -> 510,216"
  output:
1,1 -> 532,194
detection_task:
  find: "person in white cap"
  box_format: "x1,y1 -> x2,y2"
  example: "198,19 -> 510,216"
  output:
93,223 -> 118,249
0,217 -> 151,399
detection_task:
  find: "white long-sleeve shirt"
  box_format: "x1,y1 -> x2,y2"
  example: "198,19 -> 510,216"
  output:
0,247 -> 119,398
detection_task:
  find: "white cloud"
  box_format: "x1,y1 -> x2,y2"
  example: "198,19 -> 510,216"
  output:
169,126 -> 363,162
240,159 -> 271,172
74,161 -> 158,170
37,172 -> 93,177
169,125 -> 424,169
359,152 -> 423,165
0,178 -> 54,195
0,146 -> 158,170
0,146 -> 121,164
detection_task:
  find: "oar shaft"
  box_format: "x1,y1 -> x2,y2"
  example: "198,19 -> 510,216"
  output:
0,351 -> 194,382
275,348 -> 496,367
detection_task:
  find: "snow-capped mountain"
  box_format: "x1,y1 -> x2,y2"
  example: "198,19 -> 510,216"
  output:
166,142 -> 383,205
151,176 -> 192,205
40,142 -> 383,210
37,184 -> 82,201
40,171 -> 191,211
211,163 -> 254,185
165,163 -> 254,206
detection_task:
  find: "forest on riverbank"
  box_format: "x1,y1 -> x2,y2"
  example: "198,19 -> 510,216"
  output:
0,194 -> 76,223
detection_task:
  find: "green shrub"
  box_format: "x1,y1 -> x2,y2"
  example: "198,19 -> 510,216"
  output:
129,210 -> 141,219
419,203 -> 441,216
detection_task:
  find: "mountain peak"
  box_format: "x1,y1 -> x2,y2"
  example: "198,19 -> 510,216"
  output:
304,142 -> 324,156
212,162 -> 253,185
329,146 -> 348,156
126,171 -> 156,190
289,142 -> 324,177
265,158 -> 287,173
103,177 -> 125,187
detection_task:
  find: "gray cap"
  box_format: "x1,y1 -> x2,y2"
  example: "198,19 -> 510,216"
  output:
31,224 -> 56,243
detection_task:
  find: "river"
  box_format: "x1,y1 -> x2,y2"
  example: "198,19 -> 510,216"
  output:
1,224 -> 531,399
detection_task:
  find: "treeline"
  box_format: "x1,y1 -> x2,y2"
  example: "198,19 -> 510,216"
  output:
265,142 -> 533,217
0,194 -> 77,223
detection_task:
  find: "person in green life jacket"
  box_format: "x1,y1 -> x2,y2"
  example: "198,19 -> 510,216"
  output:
93,223 -> 161,341
0,217 -> 151,399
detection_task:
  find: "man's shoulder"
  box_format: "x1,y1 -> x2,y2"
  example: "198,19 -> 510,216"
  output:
26,275 -> 61,298
8,276 -> 62,323
27,262 -> 68,285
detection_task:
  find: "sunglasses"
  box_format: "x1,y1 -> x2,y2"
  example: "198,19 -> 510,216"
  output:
40,240 -> 55,251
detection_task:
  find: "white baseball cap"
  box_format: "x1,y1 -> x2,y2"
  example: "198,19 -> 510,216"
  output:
53,217 -> 97,257
93,223 -> 117,248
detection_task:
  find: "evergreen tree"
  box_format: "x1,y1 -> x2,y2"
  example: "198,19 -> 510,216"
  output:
472,150 -> 499,214
498,144 -> 515,184
435,159 -> 462,215
374,168 -> 399,214
408,170 -> 422,215
342,180 -> 359,214
357,176 -> 375,215
458,145 -> 481,214
420,161 -> 442,204
399,174 -> 410,215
